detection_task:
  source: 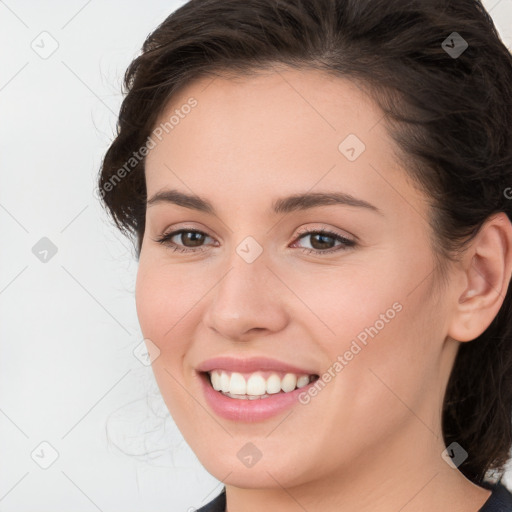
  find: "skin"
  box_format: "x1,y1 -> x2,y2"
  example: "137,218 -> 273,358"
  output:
135,67 -> 512,512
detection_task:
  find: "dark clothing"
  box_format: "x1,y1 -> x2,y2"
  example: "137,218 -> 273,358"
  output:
196,488 -> 225,512
196,481 -> 512,511
479,481 -> 512,511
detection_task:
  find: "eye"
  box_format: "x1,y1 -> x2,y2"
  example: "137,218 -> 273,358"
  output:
153,229 -> 216,253
291,228 -> 356,255
153,227 -> 356,255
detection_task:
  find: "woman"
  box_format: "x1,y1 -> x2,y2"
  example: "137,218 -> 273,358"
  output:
98,0 -> 512,510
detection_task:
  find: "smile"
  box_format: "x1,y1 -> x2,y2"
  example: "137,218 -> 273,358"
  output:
207,370 -> 318,399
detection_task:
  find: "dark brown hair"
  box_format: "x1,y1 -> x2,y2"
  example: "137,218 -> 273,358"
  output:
98,0 -> 512,485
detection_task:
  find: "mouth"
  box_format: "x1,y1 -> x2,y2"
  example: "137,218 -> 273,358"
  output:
196,356 -> 321,421
200,369 -> 320,399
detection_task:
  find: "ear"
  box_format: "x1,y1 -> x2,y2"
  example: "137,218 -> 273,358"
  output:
447,212 -> 512,342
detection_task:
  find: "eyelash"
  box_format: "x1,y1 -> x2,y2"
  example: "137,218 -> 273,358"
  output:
153,227 -> 356,256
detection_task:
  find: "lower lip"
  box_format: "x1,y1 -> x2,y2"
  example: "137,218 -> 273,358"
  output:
198,372 -> 317,422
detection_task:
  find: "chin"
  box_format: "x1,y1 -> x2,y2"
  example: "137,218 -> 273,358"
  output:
199,452 -> 309,490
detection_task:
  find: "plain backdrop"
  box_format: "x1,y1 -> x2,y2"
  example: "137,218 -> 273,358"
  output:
1,1 -> 511,511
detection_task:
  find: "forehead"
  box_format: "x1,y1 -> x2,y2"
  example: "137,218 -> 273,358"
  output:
149,67 -> 381,158
144,67 -> 424,220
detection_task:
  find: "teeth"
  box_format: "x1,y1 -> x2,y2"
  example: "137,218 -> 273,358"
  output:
266,374 -> 282,394
297,375 -> 310,388
247,374 -> 267,395
230,372 -> 247,394
208,370 -> 315,397
220,371 -> 230,392
281,373 -> 297,392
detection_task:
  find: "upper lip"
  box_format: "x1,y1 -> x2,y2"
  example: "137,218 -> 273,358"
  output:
196,356 -> 318,376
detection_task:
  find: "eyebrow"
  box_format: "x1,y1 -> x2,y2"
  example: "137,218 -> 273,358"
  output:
146,189 -> 383,216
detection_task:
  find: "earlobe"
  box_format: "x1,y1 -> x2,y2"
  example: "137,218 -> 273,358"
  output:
448,212 -> 512,343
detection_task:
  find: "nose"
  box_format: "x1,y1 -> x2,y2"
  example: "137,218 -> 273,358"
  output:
202,252 -> 289,341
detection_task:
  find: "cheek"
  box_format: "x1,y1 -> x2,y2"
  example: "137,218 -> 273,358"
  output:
135,256 -> 199,342
135,265 -> 167,344
134,259 -> 199,390
287,251 -> 438,404
275,256 -> 408,348
135,260 -> 203,420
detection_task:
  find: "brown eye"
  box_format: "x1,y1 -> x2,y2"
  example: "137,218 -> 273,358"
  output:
176,230 -> 207,247
292,229 -> 356,255
154,229 -> 214,253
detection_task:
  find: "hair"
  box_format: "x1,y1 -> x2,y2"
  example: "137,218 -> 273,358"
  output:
98,0 -> 512,486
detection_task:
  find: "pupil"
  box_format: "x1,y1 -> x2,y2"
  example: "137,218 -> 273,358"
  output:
184,232 -> 204,247
312,234 -> 333,250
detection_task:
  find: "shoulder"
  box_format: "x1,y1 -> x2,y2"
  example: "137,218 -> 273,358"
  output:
195,488 -> 226,512
193,483 -> 512,512
479,481 -> 512,512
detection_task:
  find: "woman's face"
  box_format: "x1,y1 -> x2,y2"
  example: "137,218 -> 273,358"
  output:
136,68 -> 459,489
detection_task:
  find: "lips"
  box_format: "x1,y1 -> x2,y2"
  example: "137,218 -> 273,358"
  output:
198,370 -> 320,422
196,356 -> 318,376
195,356 -> 321,421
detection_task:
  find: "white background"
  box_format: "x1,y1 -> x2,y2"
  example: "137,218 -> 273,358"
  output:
1,1 -> 511,510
